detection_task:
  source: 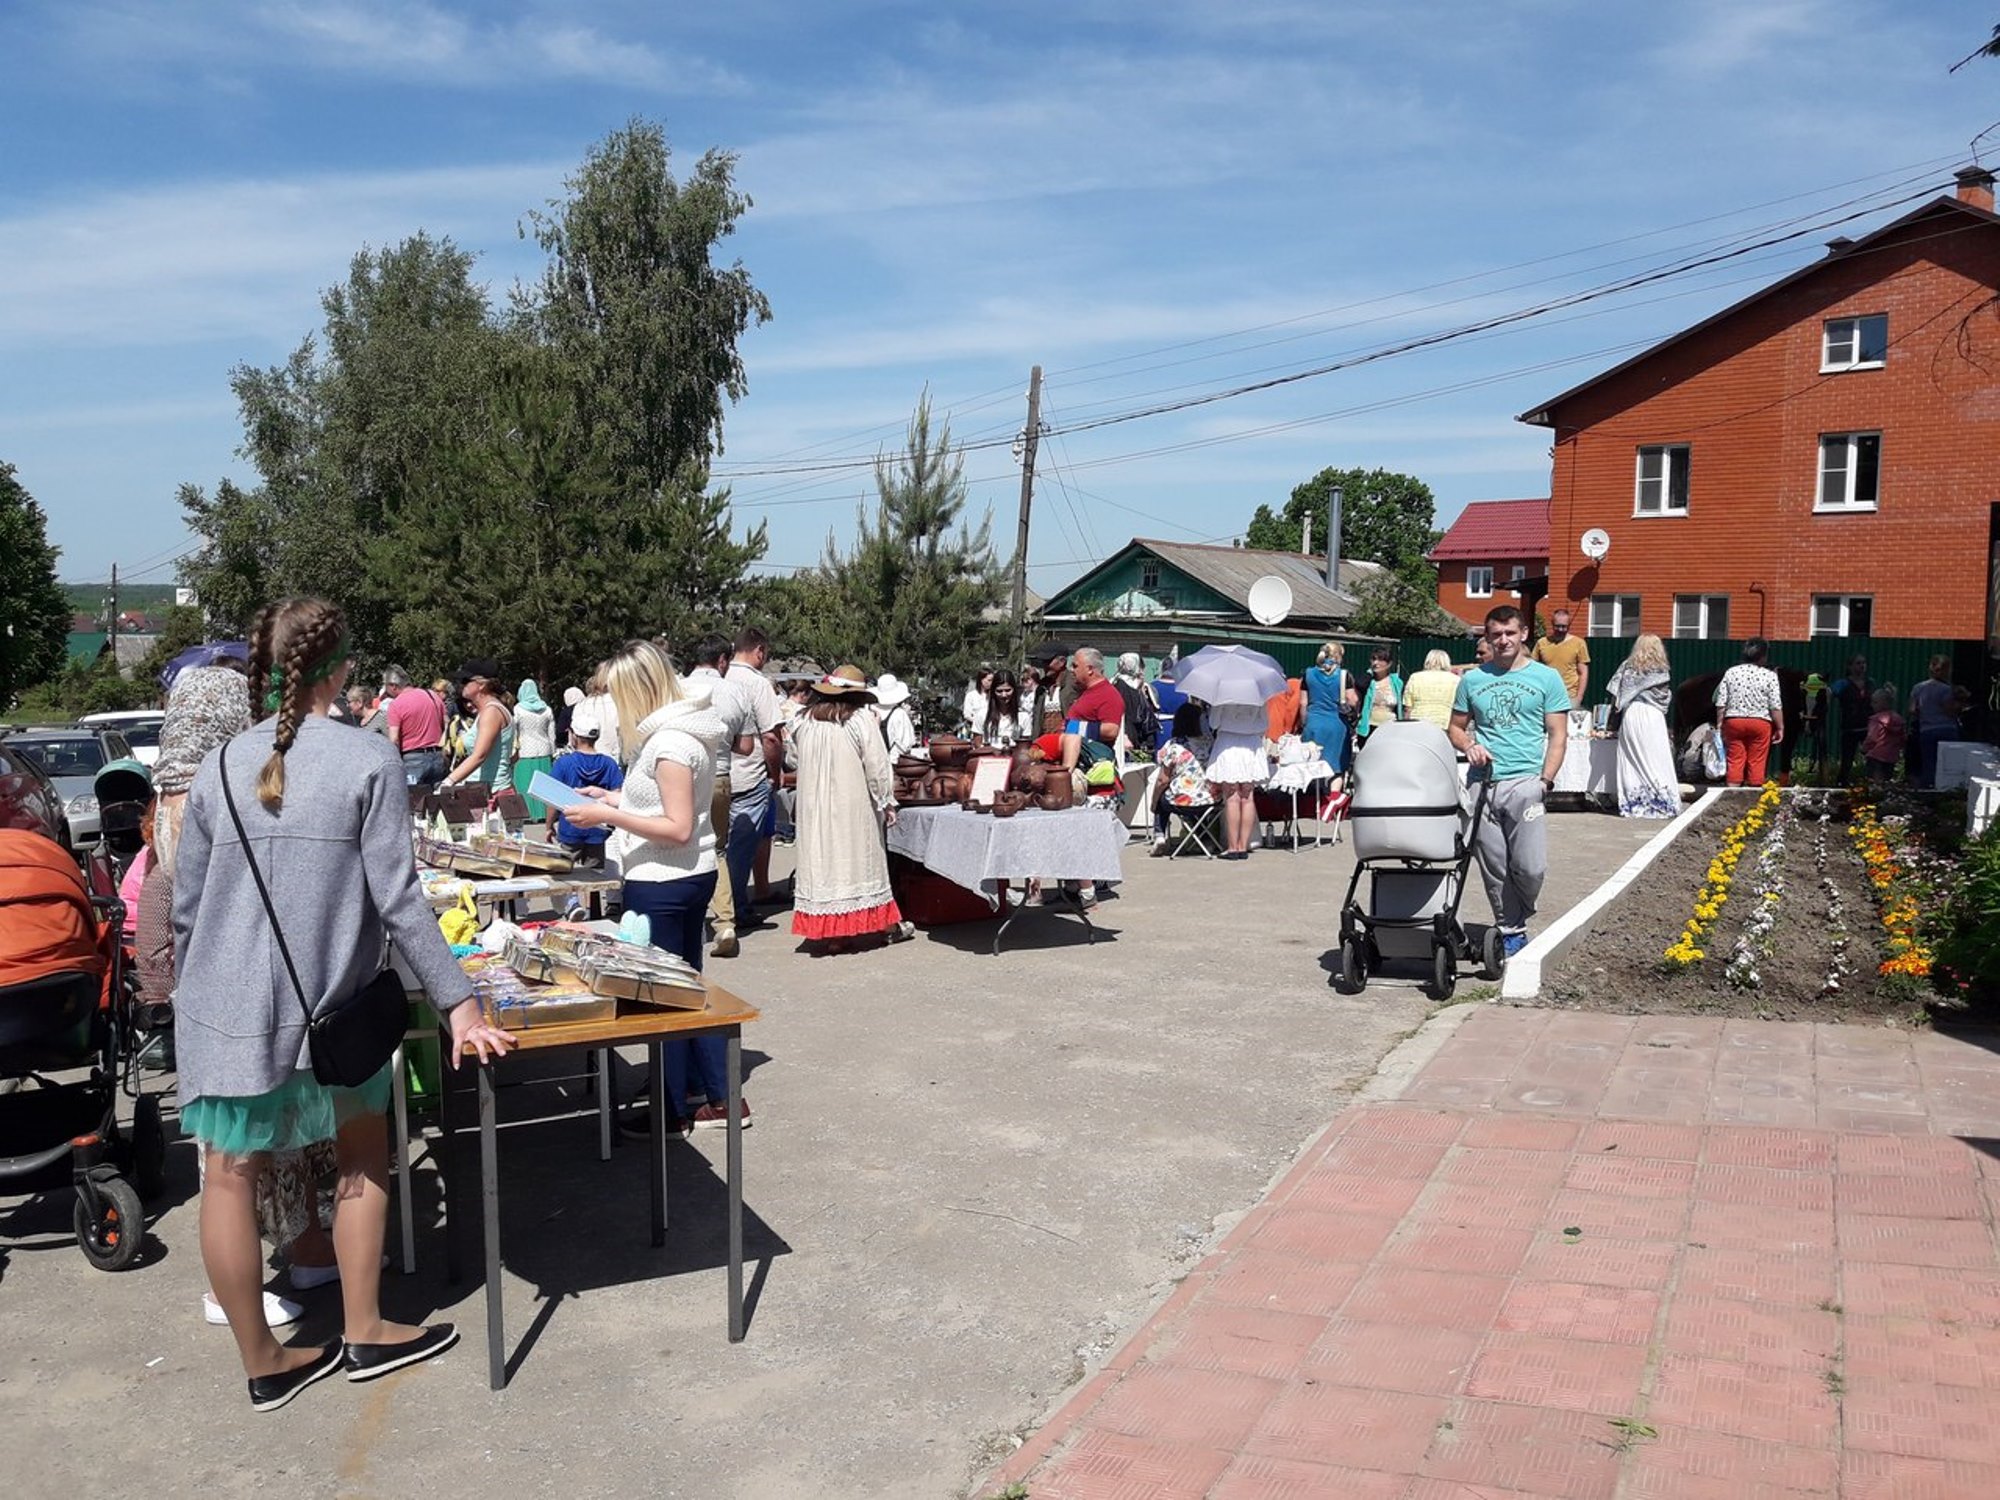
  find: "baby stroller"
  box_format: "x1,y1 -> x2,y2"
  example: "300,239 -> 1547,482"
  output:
0,828 -> 164,1271
1333,721 -> 1502,1000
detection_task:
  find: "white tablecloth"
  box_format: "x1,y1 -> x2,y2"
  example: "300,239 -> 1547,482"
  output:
1553,734 -> 1618,798
887,804 -> 1127,895
1265,758 -> 1334,794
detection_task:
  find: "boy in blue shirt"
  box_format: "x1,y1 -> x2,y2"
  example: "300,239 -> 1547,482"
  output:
544,709 -> 624,869
1450,605 -> 1572,957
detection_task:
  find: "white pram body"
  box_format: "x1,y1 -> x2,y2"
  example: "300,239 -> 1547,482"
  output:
1349,722 -> 1469,862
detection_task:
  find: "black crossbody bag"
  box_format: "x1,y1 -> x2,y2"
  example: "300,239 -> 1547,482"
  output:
218,742 -> 407,1088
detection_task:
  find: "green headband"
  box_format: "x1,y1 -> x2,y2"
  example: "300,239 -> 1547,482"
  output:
263,639 -> 351,712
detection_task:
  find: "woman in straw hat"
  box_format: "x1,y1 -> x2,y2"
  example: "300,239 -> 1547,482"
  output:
790,667 -> 913,951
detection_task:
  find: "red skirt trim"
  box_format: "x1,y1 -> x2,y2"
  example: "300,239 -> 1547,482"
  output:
791,900 -> 904,940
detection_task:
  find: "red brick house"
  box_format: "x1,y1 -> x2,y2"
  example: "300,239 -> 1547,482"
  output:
1427,498 -> 1551,627
1518,167 -> 2000,645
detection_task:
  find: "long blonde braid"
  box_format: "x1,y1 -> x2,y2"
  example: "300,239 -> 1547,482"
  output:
248,597 -> 348,810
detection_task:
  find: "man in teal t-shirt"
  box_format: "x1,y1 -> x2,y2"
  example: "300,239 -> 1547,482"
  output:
1451,605 -> 1571,956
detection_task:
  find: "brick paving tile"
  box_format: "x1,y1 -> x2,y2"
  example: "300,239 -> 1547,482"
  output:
1594,1084 -> 1711,1123
1839,1172 -> 1989,1219
1459,1116 -> 1581,1152
1576,1120 -> 1704,1160
1241,1382 -> 1448,1473
1930,1116 -> 2000,1142
1340,1105 -> 1469,1144
1440,1146 -> 1577,1185
1842,1449 -> 2000,1500
1544,1186 -> 1691,1241
1492,1080 -> 1608,1116
1379,1219 -> 1535,1277
1561,1154 -> 1696,1199
1837,1213 -> 1998,1268
1820,1107 -> 1935,1134
1708,1070 -> 1817,1107
1674,1244 -> 1837,1308
1396,1074 -> 1507,1110
1684,1201 -> 1835,1254
1842,1376 -> 2000,1464
1085,1363 -> 1287,1449
1816,1080 -> 1928,1115
1248,1210 -> 1403,1264
1918,1063 -> 2000,1106
1463,1331 -> 1651,1415
1152,1305 -> 1330,1383
1691,1163 -> 1834,1212
1416,1401 -> 1623,1499
1286,1168 -> 1429,1220
1839,1131 -> 1982,1173
1031,1428 -> 1233,1500
1719,1018 -> 1814,1056
1844,1314 -> 2000,1387
1517,1233 -> 1678,1291
1701,1124 -> 1836,1171
1645,1353 -> 1839,1448
1417,1178 -> 1562,1229
1529,1014 -> 1635,1047
1495,1280 -> 1661,1345
1418,1047 -> 1542,1083
1313,1135 -> 1453,1181
1452,1005 -> 1550,1046
1597,1063 -> 1712,1097
1204,1250 -> 1369,1319
1300,1318 -> 1481,1397
1659,1294 -> 1839,1371
1841,1261 -> 2000,1323
1703,1095 -> 1821,1130
1628,1015 -> 1727,1050
1813,1024 -> 1913,1058
1342,1266 -> 1512,1333
1206,1453 -> 1410,1500
1619,1427 -> 1838,1499
1815,1051 -> 1920,1087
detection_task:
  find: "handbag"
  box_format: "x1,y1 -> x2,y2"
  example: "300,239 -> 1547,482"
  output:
218,743 -> 408,1088
1334,669 -> 1361,728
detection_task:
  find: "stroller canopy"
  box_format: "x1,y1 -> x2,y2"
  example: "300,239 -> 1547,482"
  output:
1349,721 -> 1467,863
0,829 -> 112,993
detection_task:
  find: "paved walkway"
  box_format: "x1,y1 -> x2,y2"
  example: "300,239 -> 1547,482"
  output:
983,1008 -> 2000,1499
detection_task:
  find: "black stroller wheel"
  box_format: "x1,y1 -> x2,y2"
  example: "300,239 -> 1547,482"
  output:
132,1094 -> 167,1200
75,1175 -> 145,1271
1335,937 -> 1367,995
1430,943 -> 1457,1001
1480,927 -> 1507,983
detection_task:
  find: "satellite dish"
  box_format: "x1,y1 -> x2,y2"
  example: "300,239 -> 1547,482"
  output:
1247,575 -> 1294,626
1580,528 -> 1611,563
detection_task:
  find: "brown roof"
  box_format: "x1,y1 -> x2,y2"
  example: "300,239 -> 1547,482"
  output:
1427,499 -> 1550,562
1132,537 -> 1384,621
1518,193 -> 2000,426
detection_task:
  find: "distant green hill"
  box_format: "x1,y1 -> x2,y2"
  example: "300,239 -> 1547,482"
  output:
63,582 -> 182,618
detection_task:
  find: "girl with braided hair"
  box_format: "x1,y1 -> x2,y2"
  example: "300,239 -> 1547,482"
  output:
174,596 -> 515,1411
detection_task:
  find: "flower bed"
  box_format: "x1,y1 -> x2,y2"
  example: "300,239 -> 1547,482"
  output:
1543,788 -> 1921,1021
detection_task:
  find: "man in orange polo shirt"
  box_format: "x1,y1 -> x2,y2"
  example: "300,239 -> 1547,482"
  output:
1530,608 -> 1590,709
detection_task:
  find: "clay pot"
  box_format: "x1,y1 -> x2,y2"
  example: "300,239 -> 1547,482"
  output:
1015,763 -> 1049,795
931,771 -> 963,802
927,734 -> 973,770
992,790 -> 1028,818
894,753 -> 932,780
1037,774 -> 1075,811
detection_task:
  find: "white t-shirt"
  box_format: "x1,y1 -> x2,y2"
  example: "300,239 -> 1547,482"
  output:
688,667 -> 751,786
725,660 -> 781,793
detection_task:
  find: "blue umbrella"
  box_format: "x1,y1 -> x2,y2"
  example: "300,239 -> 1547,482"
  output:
1168,644 -> 1288,707
160,640 -> 248,691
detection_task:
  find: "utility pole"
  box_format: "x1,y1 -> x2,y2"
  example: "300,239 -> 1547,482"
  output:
1009,364 -> 1043,647
106,563 -> 119,666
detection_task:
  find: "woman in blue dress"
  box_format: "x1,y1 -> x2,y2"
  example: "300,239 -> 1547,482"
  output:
1301,641 -> 1357,786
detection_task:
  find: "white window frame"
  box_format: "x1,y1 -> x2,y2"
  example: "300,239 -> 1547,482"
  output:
1672,594 -> 1730,640
1633,444 -> 1690,517
1816,432 -> 1881,513
1811,594 -> 1873,638
1139,559 -> 1161,591
1465,565 -> 1494,598
1588,594 -> 1641,638
1509,564 -> 1528,582
1821,313 -> 1888,373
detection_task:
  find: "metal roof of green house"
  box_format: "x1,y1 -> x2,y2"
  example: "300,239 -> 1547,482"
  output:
67,630 -> 108,664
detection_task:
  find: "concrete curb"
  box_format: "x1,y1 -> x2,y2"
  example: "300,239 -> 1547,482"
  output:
1499,787 -> 1726,1001
1354,1001 -> 1482,1102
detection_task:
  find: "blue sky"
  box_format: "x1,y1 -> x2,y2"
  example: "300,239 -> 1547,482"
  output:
3,0 -> 1996,597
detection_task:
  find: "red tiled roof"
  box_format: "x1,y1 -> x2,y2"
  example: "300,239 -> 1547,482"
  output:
1428,499 -> 1549,562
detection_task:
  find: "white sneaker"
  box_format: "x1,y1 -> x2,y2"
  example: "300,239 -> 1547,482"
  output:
203,1290 -> 304,1327
288,1253 -> 387,1292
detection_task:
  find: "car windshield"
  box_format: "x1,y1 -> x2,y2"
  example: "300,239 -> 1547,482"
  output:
118,724 -> 160,749
16,738 -> 106,778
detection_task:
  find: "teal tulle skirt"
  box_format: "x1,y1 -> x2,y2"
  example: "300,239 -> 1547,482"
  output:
180,1064 -> 393,1157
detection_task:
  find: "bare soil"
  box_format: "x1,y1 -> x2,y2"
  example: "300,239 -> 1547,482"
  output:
1542,795 -> 1911,1022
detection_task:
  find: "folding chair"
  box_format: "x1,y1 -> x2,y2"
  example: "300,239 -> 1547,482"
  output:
1164,798 -> 1222,859
1316,788 -> 1350,846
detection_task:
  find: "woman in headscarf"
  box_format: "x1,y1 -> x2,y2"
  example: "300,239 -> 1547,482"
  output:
790,667 -> 912,952
1606,634 -> 1679,818
1300,642 -> 1356,788
510,678 -> 557,816
1112,652 -> 1161,760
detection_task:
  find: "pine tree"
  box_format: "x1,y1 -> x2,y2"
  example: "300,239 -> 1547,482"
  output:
0,463 -> 73,707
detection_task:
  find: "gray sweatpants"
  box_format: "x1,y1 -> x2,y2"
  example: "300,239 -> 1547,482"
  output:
1472,775 -> 1548,936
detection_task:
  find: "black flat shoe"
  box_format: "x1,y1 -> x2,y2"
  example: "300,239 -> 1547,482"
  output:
342,1324 -> 459,1383
247,1343 -> 343,1412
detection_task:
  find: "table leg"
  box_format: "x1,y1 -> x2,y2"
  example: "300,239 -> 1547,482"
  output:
596,1046 -> 612,1163
727,1028 -> 744,1342
442,1047 -> 464,1285
478,1064 -> 504,1391
390,1042 -> 416,1275
649,1041 -> 668,1245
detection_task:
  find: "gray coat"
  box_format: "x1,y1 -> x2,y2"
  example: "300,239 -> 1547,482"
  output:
173,714 -> 473,1104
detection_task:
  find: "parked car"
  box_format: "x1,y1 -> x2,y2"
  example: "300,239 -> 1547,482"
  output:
76,709 -> 166,767
0,739 -> 68,848
0,727 -> 133,849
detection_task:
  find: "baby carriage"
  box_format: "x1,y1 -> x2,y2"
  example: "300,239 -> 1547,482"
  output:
0,827 -> 164,1270
1333,721 -> 1502,1000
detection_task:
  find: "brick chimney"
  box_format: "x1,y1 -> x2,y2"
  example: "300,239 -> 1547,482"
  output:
1955,165 -> 1996,213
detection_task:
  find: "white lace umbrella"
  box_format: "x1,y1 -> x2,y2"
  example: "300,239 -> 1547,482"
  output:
1167,644 -> 1289,707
